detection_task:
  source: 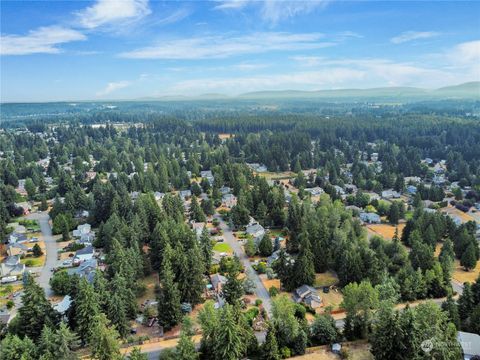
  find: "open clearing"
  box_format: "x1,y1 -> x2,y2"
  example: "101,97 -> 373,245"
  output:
314,271 -> 339,287
440,206 -> 476,223
213,242 -> 233,253
255,171 -> 296,180
434,243 -> 480,284
452,259 -> 480,284
366,223 -> 405,240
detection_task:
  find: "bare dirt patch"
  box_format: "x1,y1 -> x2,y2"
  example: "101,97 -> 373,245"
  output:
366,223 -> 405,240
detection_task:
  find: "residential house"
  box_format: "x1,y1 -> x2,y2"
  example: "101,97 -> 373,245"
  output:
406,185 -> 417,195
73,246 -> 94,264
73,224 -> 94,246
293,285 -> 322,309
305,187 -> 324,196
8,232 -> 28,244
68,258 -> 97,283
222,194 -> 237,208
210,273 -> 227,293
200,170 -> 214,185
192,222 -> 206,239
370,152 -> 379,162
246,163 -> 268,173
246,222 -> 266,244
53,295 -> 72,316
457,331 -> 480,360
0,256 -> 25,279
365,192 -> 381,201
333,185 -> 346,196
360,212 -> 381,224
433,175 -> 446,185
7,242 -> 29,257
381,189 -> 401,199
179,190 -> 192,200
220,186 -> 231,195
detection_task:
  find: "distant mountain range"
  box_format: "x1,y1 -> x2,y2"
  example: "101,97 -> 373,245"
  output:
236,82 -> 480,101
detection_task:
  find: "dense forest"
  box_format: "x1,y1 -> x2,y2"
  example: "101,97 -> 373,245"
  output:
0,100 -> 479,359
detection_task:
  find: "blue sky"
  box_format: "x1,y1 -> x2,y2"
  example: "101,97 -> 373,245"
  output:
1,0 -> 479,102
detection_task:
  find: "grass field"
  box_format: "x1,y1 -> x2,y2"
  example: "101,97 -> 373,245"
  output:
452,259 -> 480,284
434,243 -> 480,284
255,171 -> 296,180
213,242 -> 233,253
319,290 -> 344,312
314,272 -> 339,287
440,206 -> 476,223
366,223 -> 405,240
21,256 -> 45,267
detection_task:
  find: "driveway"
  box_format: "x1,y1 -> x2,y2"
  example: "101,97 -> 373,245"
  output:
214,215 -> 272,316
25,212 -> 56,297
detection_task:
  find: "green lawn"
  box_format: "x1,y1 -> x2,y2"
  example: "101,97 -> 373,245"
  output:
213,242 -> 233,253
314,272 -> 339,287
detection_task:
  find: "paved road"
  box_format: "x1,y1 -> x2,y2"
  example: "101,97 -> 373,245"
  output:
451,279 -> 464,296
215,215 -> 272,316
26,212 -> 56,297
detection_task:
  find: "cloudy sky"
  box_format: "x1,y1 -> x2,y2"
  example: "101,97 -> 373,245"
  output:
1,0 -> 479,102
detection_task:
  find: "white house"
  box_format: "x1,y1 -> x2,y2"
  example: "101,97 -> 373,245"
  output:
74,246 -> 94,264
222,194 -> 237,208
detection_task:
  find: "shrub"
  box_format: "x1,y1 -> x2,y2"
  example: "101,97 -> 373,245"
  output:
269,286 -> 279,297
255,299 -> 263,307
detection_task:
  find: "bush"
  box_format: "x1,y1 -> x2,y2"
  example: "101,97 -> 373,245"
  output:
25,259 -> 35,267
256,262 -> 267,274
6,300 -> 14,309
244,307 -> 259,326
269,286 -> 279,297
280,347 -> 291,358
50,270 -> 75,296
255,299 -> 263,307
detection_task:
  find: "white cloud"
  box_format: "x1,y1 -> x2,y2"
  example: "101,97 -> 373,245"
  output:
451,40 -> 480,65
291,56 -> 324,67
96,81 -> 131,96
260,0 -> 329,25
0,26 -> 86,55
154,7 -> 191,26
75,0 -> 151,29
214,0 -> 329,24
213,0 -> 249,10
391,31 -> 440,44
120,32 -> 333,59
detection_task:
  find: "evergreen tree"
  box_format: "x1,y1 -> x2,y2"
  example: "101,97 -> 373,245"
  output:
128,347 -> 148,360
74,278 -> 100,344
190,195 -> 206,222
176,318 -> 199,360
461,243 -> 477,271
90,313 -> 123,360
157,248 -> 182,330
292,234 -> 315,288
223,267 -> 244,306
200,227 -> 213,271
15,274 -> 58,341
55,322 -> 79,360
442,295 -> 460,329
388,202 -> 400,225
213,305 -> 245,360
261,323 -> 280,360
0,334 -> 37,360
258,235 -> 273,257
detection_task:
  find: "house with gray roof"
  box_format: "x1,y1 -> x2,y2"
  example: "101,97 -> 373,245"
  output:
458,331 -> 480,359
293,285 -> 322,309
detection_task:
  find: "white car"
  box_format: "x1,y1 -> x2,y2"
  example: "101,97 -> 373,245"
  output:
62,259 -> 73,266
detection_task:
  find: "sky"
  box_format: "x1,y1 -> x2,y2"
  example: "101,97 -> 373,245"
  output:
1,0 -> 479,102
